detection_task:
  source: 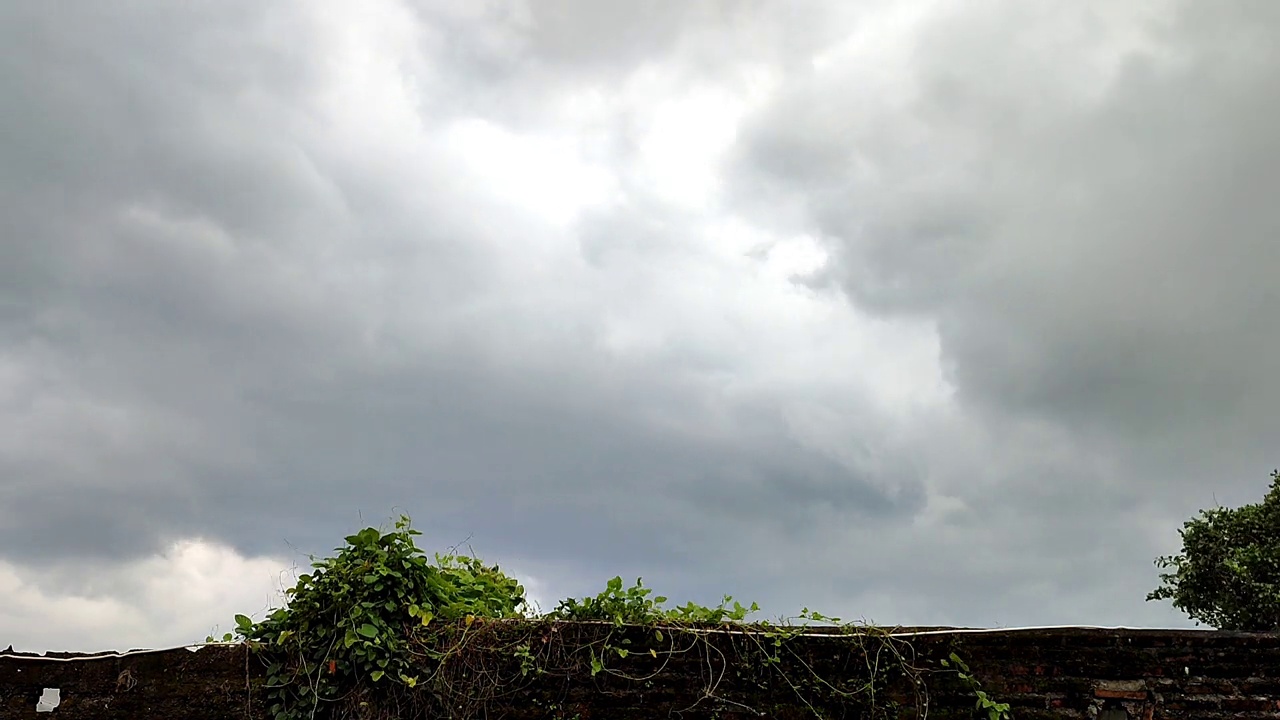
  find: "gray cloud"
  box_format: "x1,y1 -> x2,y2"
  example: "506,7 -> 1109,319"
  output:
3,0 -> 1269,648
2,0 -> 920,539
730,1 -> 1280,495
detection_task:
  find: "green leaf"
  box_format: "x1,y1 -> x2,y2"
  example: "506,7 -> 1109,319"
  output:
357,623 -> 379,639
371,670 -> 385,682
590,658 -> 604,676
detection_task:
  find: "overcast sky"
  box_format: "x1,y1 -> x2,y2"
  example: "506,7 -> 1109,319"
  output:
3,1 -> 1278,651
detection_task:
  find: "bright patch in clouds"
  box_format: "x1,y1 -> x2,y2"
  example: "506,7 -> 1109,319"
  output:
636,87 -> 744,208
446,118 -> 618,226
0,540 -> 291,652
760,234 -> 828,281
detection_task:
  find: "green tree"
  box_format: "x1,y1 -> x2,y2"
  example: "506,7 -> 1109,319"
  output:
1147,469 -> 1280,631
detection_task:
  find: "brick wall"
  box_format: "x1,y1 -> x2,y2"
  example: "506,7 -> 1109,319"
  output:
3,626 -> 1279,719
907,627 -> 1280,719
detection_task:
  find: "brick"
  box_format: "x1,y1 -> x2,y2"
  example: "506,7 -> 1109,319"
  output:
1222,697 -> 1276,712
1095,688 -> 1150,700
1097,679 -> 1148,692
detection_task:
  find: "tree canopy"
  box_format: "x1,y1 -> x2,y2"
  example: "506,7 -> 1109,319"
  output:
1148,469 -> 1280,631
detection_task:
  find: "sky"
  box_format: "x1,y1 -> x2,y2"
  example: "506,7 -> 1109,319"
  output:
2,1 -> 1278,651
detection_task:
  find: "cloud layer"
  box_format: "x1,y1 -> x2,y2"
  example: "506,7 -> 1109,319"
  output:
3,0 -> 1276,649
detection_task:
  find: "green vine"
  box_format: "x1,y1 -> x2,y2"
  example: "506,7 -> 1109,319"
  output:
941,652 -> 1012,720
220,515 -> 1009,720
232,515 -> 527,720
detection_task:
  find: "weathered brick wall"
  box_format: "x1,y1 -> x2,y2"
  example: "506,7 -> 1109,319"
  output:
0,644 -> 254,719
911,627 -> 1280,719
3,626 -> 1279,719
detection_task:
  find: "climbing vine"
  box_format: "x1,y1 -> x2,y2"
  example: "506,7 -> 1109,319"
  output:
942,652 -> 1012,720
222,516 -> 1008,720
231,516 -> 527,720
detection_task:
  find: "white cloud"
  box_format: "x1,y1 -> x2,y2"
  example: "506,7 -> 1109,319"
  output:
0,539 -> 292,653
445,119 -> 619,227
